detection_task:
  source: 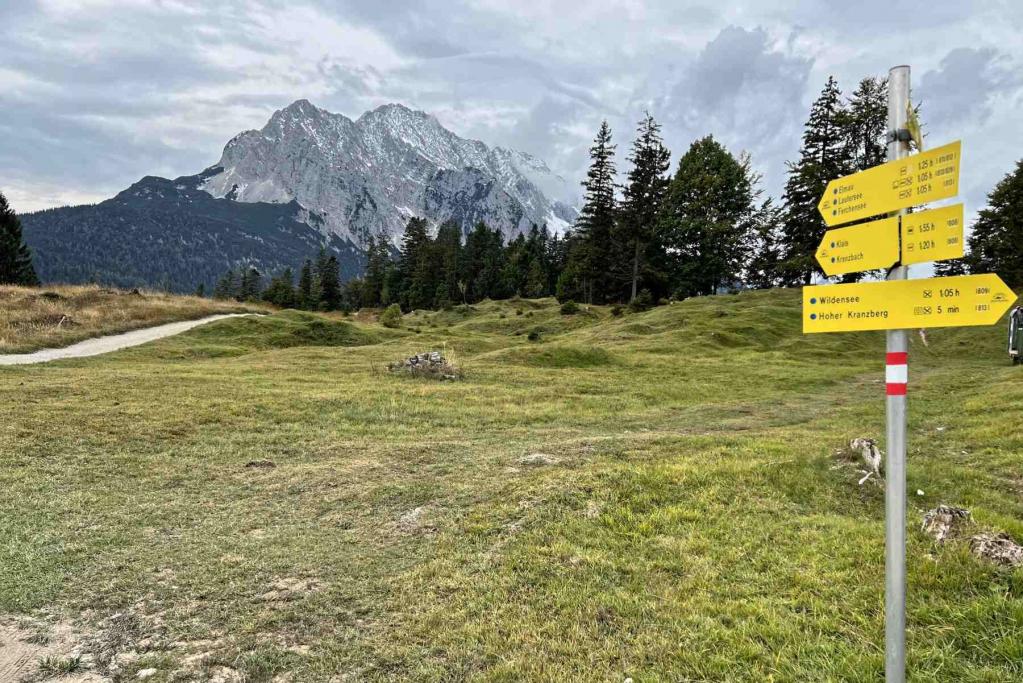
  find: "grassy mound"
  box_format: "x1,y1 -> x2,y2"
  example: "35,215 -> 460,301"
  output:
120,310 -> 398,360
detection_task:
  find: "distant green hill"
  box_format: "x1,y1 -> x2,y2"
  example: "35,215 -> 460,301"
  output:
20,171 -> 364,294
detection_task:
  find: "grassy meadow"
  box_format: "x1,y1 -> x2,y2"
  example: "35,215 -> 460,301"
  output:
0,284 -> 266,354
1,289 -> 1021,682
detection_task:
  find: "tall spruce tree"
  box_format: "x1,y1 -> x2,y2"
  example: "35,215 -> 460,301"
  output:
659,136 -> 758,297
461,221 -> 505,302
566,121 -> 617,303
239,267 -> 262,301
398,217 -> 434,310
362,235 -> 392,308
744,198 -> 785,290
0,192 -> 40,286
617,113 -> 671,302
844,77 -> 888,172
434,220 -> 462,307
262,268 -> 297,308
965,159 -> 1023,286
213,268 -> 240,300
318,252 -> 342,310
779,76 -> 851,284
523,224 -> 550,298
833,76 -> 890,283
298,259 -> 315,309
361,235 -> 381,308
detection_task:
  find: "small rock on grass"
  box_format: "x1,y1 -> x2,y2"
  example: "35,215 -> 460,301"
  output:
970,533 -> 1023,568
244,459 -> 276,469
260,577 -> 325,602
518,453 -> 559,467
922,505 -> 1023,567
396,506 -> 437,534
921,505 -> 971,543
137,668 -> 158,680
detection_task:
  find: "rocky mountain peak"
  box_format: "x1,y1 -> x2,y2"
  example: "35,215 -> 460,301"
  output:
199,100 -> 578,246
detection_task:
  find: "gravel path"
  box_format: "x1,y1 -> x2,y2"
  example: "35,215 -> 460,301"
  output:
0,313 -> 256,366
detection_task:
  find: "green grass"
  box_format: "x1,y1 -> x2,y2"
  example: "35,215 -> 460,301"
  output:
1,289 -> 1021,681
37,655 -> 83,676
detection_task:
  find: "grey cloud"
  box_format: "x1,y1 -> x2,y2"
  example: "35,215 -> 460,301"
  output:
2,0 -> 1021,216
918,47 -> 1020,128
656,26 -> 812,196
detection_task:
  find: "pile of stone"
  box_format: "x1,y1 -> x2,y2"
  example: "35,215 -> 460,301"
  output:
922,505 -> 1023,568
388,351 -> 462,380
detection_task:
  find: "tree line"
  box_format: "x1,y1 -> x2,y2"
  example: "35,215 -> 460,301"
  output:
210,221 -> 569,312
212,248 -> 343,310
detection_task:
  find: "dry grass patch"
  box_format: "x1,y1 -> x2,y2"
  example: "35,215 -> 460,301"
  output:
0,284 -> 266,354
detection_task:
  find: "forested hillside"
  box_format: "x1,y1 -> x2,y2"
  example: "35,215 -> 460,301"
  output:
20,174 -> 362,293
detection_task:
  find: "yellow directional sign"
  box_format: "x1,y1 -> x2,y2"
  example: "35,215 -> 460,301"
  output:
901,204 -> 964,265
818,141 -> 961,227
803,274 -> 1017,333
816,216 -> 900,276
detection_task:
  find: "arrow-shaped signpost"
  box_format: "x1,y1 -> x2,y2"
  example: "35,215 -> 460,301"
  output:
803,273 -> 1017,333
803,66 -> 1017,683
817,140 -> 961,227
815,216 -> 900,277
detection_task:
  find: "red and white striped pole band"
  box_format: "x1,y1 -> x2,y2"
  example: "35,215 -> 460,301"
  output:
886,352 -> 908,396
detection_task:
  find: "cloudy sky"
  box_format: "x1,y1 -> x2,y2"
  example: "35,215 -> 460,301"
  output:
3,0 -> 1022,222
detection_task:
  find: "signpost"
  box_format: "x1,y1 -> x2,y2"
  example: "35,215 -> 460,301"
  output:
802,65 -> 1018,683
817,140 -> 961,227
901,204 -> 965,265
815,217 -> 900,277
803,274 -> 1017,333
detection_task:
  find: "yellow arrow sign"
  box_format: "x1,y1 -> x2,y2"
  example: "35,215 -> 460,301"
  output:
818,141 -> 961,227
803,274 -> 1017,333
815,216 -> 900,276
901,204 -> 965,265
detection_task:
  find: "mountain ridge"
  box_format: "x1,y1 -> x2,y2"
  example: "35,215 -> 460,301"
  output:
198,99 -> 577,244
21,99 -> 577,292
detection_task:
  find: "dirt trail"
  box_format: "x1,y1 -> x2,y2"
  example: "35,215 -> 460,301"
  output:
0,619 -> 104,682
0,314 -> 256,366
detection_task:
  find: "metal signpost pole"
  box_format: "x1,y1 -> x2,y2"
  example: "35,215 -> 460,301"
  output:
885,64 -> 911,683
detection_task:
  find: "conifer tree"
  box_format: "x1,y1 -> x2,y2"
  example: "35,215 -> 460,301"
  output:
461,221 -> 505,302
547,230 -> 570,296
398,217 -> 434,310
659,136 -> 758,297
566,121 -> 617,303
844,77 -> 887,172
501,233 -> 528,296
934,257 -> 969,277
262,268 -> 297,308
362,234 -> 390,308
317,251 -> 342,310
779,76 -> 851,284
0,191 -> 40,286
523,224 -> 550,298
744,198 -> 785,290
434,220 -> 462,307
213,268 -> 239,300
298,259 -> 314,309
965,159 -> 1023,286
617,113 -> 671,302
239,267 -> 263,301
